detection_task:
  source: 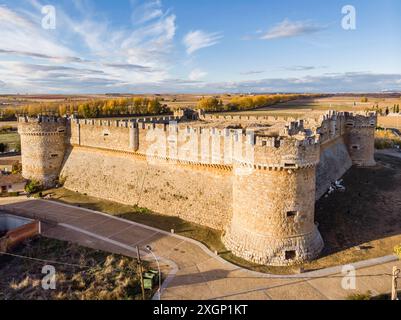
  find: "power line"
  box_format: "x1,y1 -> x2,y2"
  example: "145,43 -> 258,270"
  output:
0,251 -> 91,269
0,251 -> 393,280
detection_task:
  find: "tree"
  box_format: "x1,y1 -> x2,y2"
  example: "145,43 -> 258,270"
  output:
147,99 -> 162,114
197,97 -> 222,111
58,104 -> 67,116
361,97 -> 369,103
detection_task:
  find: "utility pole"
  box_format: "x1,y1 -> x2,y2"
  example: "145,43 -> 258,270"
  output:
136,246 -> 146,300
391,266 -> 400,301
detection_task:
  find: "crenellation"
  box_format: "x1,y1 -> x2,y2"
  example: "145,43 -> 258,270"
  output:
18,110 -> 377,266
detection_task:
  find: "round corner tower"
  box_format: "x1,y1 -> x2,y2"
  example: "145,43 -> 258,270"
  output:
18,116 -> 68,188
345,113 -> 377,167
223,135 -> 324,266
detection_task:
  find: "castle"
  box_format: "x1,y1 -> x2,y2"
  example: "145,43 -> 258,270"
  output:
17,109 -> 377,266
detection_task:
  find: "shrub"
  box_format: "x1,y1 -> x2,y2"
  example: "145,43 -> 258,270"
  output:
375,130 -> 401,149
346,291 -> 372,300
25,180 -> 43,194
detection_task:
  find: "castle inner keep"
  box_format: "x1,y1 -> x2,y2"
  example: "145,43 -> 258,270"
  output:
18,110 -> 377,266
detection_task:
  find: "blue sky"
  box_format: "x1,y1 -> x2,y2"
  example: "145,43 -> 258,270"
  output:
0,0 -> 401,93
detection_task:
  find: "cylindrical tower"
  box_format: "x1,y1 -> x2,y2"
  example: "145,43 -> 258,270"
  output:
18,116 -> 67,188
223,135 -> 324,266
345,114 -> 377,167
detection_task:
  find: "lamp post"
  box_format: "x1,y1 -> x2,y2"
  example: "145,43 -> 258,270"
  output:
145,245 -> 162,300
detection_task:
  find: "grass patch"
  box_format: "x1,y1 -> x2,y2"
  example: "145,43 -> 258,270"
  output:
0,237 -> 156,300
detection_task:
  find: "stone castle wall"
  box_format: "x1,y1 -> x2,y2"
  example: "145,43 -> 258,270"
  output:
17,111 -> 377,266
61,146 -> 233,230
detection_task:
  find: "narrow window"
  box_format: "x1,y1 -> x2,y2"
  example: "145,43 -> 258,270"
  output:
287,211 -> 297,218
352,145 -> 360,150
285,250 -> 296,260
284,163 -> 296,168
50,154 -> 58,158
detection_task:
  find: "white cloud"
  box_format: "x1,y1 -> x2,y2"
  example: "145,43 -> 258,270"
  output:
240,70 -> 265,76
0,1 -> 177,92
183,30 -> 223,55
0,6 -> 76,58
132,0 -> 163,24
189,69 -> 207,81
261,19 -> 326,40
210,72 -> 401,93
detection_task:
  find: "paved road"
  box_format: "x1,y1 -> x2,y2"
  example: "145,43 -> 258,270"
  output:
0,197 -> 399,300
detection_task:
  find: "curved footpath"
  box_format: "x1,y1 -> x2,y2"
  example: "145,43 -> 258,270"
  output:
0,197 -> 399,300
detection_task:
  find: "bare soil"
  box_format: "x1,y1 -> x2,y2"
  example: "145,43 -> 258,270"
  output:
308,153 -> 401,269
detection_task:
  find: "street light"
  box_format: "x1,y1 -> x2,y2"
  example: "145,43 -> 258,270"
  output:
144,245 -> 162,300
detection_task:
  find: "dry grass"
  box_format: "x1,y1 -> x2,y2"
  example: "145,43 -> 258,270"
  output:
0,237 -> 155,300
375,130 -> 401,149
219,96 -> 401,118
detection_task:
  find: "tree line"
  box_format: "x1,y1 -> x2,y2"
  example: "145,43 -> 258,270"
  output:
366,104 -> 401,116
0,97 -> 170,119
196,94 -> 312,112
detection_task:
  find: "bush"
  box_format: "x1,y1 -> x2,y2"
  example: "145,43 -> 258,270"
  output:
25,180 -> 43,194
346,291 -> 372,300
375,130 -> 401,149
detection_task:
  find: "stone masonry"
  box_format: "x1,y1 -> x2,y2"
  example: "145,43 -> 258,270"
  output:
17,110 -> 377,266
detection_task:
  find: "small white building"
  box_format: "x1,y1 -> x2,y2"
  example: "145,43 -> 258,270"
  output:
0,174 -> 26,194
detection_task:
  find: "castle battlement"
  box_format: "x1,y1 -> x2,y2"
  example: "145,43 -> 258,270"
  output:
18,115 -> 67,125
17,110 -> 377,266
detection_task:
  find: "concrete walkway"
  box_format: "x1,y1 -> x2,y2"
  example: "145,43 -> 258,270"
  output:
0,197 -> 399,300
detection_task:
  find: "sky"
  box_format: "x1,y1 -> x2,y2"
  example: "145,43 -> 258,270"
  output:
0,0 -> 401,94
